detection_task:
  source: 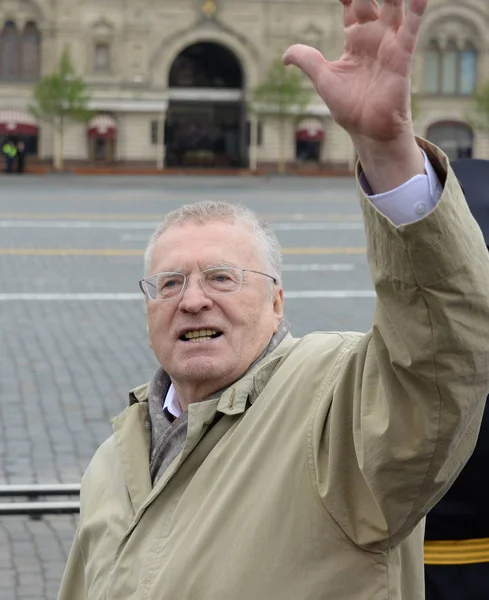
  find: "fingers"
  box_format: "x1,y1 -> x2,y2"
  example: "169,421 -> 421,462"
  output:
340,0 -> 427,31
341,0 -> 356,27
379,0 -> 404,28
409,0 -> 429,16
282,45 -> 327,84
397,0 -> 428,52
350,0 -> 380,24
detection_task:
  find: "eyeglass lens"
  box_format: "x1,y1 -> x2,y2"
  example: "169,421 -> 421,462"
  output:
147,267 -> 243,300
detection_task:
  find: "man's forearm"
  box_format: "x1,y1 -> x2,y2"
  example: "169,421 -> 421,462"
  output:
353,131 -> 426,195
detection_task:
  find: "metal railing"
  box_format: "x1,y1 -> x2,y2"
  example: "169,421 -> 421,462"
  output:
0,484 -> 80,516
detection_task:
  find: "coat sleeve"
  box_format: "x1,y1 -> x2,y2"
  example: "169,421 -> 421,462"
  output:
56,527 -> 86,600
311,138 -> 489,551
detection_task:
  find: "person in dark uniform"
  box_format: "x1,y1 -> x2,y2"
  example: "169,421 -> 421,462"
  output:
16,140 -> 26,174
424,158 -> 489,600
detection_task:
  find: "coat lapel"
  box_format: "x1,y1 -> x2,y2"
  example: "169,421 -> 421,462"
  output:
112,402 -> 152,515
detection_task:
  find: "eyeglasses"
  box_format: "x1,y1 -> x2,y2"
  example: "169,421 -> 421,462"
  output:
139,266 -> 278,302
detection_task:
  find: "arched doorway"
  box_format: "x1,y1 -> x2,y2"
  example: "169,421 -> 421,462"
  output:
0,109 -> 39,155
166,42 -> 246,168
87,114 -> 117,162
295,118 -> 324,163
426,121 -> 473,161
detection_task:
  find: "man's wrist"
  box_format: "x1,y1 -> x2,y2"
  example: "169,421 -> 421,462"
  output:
353,132 -> 425,195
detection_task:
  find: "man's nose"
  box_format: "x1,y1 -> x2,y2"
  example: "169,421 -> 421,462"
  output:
178,278 -> 213,313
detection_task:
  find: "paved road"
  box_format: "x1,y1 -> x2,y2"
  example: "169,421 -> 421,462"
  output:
0,174 -> 375,599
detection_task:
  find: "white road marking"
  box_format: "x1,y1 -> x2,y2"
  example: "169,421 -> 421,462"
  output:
0,221 -> 158,229
0,291 -> 375,301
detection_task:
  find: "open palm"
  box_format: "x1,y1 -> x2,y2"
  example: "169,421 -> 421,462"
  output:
283,0 -> 428,142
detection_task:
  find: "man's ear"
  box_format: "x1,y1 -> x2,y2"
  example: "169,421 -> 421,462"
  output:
147,323 -> 154,350
273,288 -> 284,331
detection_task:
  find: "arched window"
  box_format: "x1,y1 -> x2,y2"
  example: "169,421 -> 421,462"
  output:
0,21 -> 21,81
427,121 -> 474,161
422,40 -> 440,95
91,19 -> 114,75
440,40 -> 458,94
459,42 -> 477,95
94,43 -> 110,72
21,21 -> 41,80
422,39 -> 477,96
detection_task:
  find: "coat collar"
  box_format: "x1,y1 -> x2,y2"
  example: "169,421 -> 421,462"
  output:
128,332 -> 295,418
117,333 -> 296,515
216,333 -> 295,415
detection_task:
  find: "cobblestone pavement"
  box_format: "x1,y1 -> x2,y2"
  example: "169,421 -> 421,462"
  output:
0,174 -> 374,599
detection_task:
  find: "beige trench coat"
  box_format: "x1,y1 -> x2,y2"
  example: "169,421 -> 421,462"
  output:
58,140 -> 489,600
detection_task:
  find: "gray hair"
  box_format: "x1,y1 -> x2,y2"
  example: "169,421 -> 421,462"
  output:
144,201 -> 282,283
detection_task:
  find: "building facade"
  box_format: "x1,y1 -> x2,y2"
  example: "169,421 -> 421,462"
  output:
0,0 -> 488,169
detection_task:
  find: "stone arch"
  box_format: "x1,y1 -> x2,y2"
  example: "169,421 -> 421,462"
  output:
169,41 -> 243,89
150,26 -> 260,90
0,0 -> 45,29
419,6 -> 488,50
91,18 -> 115,37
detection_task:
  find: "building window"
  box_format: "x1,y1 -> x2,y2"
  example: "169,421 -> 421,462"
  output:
427,121 -> 473,161
460,49 -> 477,95
94,43 -> 110,72
422,40 -> 477,96
0,21 -> 20,81
21,22 -> 41,80
151,120 -> 158,145
423,44 -> 439,95
0,21 -> 41,81
246,121 -> 263,146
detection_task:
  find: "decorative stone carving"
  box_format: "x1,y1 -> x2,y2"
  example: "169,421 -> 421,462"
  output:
201,0 -> 217,19
92,18 -> 114,39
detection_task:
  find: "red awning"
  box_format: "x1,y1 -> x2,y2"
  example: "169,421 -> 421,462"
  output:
88,115 -> 117,139
296,118 -> 324,142
0,110 -> 38,136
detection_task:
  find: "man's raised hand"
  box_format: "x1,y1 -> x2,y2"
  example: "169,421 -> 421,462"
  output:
283,0 -> 428,143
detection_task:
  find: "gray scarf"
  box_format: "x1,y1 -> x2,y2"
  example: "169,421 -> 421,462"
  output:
147,319 -> 290,484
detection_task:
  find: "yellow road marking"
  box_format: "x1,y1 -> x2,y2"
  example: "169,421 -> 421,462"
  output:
0,247 -> 366,257
0,212 -> 362,222
0,249 -> 144,256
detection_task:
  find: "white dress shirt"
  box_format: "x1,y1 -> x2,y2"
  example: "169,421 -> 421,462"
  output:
163,150 -> 443,419
164,384 -> 182,419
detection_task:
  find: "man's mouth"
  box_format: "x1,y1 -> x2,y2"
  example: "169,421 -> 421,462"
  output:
179,329 -> 223,343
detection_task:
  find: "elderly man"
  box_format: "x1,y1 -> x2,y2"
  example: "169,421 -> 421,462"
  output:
58,1 -> 489,599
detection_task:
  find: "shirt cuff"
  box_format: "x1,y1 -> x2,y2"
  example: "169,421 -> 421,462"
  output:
360,150 -> 444,226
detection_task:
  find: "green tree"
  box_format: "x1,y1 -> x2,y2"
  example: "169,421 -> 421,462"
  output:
251,59 -> 313,173
30,48 -> 93,171
469,80 -> 489,132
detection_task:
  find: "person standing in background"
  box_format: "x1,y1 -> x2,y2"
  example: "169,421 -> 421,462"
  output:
16,140 -> 26,174
2,139 -> 17,173
424,159 -> 489,600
